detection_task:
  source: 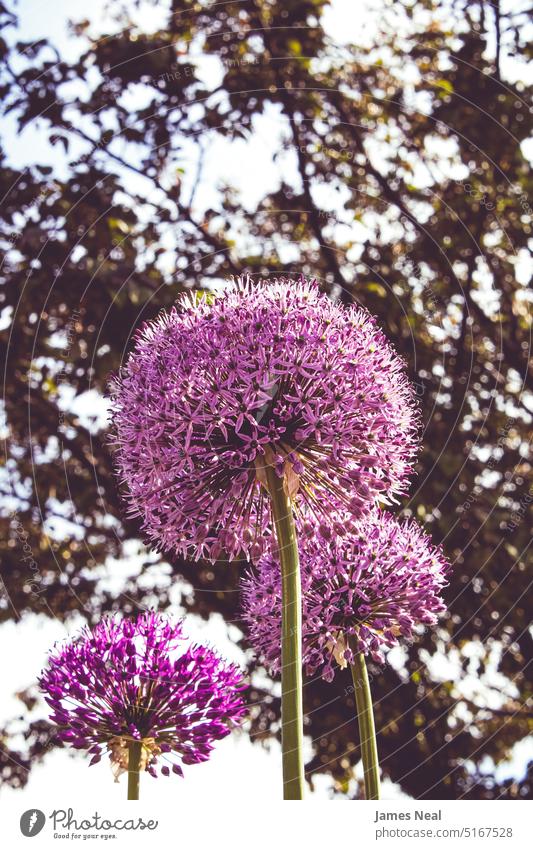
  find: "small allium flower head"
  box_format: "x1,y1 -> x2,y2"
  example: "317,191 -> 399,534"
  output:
110,275 -> 419,562
39,612 -> 246,779
242,510 -> 449,681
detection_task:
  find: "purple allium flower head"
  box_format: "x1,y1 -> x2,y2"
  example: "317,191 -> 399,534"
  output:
242,510 -> 449,681
110,275 -> 419,562
39,612 -> 246,780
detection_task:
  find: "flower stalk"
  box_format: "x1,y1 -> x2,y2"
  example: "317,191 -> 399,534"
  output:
265,462 -> 305,800
127,740 -> 142,801
350,645 -> 380,800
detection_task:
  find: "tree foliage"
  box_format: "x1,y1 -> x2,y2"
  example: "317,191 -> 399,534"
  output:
0,0 -> 531,798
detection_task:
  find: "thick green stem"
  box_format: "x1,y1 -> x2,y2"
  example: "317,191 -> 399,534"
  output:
350,647 -> 380,800
127,740 -> 142,800
265,464 -> 305,800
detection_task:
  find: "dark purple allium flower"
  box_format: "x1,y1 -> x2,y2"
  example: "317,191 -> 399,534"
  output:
242,510 -> 449,681
39,612 -> 246,780
110,275 -> 419,562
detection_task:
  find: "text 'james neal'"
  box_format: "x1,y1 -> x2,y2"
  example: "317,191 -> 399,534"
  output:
374,810 -> 442,823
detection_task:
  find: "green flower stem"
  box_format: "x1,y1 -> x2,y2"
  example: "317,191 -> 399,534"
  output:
265,463 -> 305,800
349,645 -> 380,799
127,740 -> 142,801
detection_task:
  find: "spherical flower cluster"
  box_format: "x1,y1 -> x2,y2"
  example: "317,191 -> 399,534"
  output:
39,612 -> 246,779
110,275 -> 419,562
242,510 -> 449,681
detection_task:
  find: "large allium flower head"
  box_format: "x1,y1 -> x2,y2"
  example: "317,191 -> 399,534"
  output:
39,612 -> 246,779
110,275 -> 420,562
242,510 -> 449,681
